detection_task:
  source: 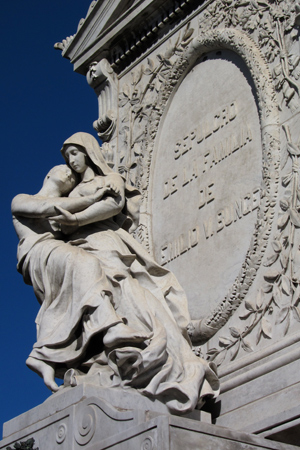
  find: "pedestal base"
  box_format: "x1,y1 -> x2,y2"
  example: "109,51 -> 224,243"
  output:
1,384 -> 298,450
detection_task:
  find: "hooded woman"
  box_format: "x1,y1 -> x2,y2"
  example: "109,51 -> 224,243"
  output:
50,132 -> 220,413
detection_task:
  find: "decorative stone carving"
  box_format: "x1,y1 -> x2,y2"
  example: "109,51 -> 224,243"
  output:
74,404 -> 97,446
6,0 -> 300,445
112,1 -> 300,370
3,386 -> 296,450
86,59 -> 118,168
184,0 -> 300,366
118,22 -> 195,191
54,0 -> 99,53
86,59 -> 118,142
207,121 -> 300,366
199,0 -> 300,111
12,133 -> 219,415
117,27 -> 280,346
141,436 -> 154,450
55,423 -> 67,444
54,35 -> 75,52
6,438 -> 38,450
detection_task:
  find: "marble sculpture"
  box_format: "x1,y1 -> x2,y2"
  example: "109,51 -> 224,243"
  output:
12,132 -> 219,414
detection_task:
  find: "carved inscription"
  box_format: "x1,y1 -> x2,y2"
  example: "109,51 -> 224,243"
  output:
161,226 -> 200,265
161,187 -> 260,265
160,187 -> 260,265
151,51 -> 262,317
174,101 -> 237,160
161,100 -> 256,264
163,103 -> 253,201
202,188 -> 260,240
163,119 -> 253,200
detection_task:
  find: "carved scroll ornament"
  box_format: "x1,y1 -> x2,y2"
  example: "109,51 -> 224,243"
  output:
87,59 -> 118,143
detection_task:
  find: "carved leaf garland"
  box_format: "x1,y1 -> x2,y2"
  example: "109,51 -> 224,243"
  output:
208,123 -> 300,366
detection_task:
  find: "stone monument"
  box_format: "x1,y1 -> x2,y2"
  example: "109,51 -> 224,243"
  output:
1,0 -> 300,448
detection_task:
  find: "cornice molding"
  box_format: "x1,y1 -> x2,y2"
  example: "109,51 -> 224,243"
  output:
57,0 -> 207,75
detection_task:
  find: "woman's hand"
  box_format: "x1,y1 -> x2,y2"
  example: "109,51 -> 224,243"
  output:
89,184 -> 120,204
51,207 -> 79,235
91,187 -> 106,202
51,206 -> 77,225
104,181 -> 121,197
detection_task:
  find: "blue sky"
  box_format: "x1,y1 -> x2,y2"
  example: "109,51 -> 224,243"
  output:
1,2 -> 98,435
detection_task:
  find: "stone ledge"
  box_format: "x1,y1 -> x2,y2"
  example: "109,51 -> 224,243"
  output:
1,385 -> 299,450
2,383 -> 201,439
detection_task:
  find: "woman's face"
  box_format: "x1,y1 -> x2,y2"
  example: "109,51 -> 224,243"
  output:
64,145 -> 88,174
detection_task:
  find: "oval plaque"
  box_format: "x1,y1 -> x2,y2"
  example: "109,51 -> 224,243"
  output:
150,50 -> 262,318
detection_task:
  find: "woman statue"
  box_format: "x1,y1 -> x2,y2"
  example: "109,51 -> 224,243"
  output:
13,133 -> 219,414
12,165 -> 149,392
